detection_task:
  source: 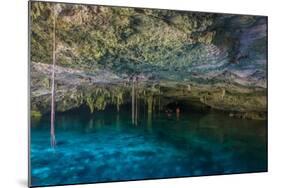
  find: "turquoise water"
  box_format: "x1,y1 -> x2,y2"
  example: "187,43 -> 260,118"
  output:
30,108 -> 267,187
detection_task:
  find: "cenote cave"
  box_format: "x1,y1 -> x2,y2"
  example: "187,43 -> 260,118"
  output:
30,2 -> 267,187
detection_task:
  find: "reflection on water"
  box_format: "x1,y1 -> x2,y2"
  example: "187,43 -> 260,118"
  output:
30,108 -> 267,187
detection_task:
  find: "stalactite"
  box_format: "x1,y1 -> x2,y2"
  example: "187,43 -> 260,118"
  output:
86,96 -> 95,113
143,94 -> 146,119
131,77 -> 135,125
135,79 -> 138,125
158,87 -> 161,114
116,91 -> 123,113
221,88 -> 226,100
147,95 -> 153,116
152,97 -> 155,113
117,97 -> 120,112
147,97 -> 152,132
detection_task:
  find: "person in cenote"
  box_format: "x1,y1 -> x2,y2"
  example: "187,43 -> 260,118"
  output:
176,107 -> 180,120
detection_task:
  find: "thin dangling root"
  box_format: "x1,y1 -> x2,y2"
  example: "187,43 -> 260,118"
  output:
50,4 -> 57,148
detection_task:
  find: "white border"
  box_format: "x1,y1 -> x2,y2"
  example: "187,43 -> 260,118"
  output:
1,0 -> 281,188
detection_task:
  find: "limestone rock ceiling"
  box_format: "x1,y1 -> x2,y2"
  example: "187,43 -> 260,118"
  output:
31,3 -> 267,88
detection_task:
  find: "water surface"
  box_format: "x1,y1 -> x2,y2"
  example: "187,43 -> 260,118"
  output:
30,108 -> 267,186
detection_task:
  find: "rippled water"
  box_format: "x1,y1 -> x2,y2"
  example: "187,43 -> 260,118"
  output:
30,108 -> 267,187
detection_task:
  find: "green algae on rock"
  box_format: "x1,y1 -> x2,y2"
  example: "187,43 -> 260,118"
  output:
30,2 -> 267,120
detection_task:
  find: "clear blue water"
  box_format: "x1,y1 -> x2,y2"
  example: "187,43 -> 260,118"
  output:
30,108 -> 267,187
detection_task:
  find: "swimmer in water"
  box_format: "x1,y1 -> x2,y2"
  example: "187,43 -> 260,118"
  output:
176,107 -> 180,120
